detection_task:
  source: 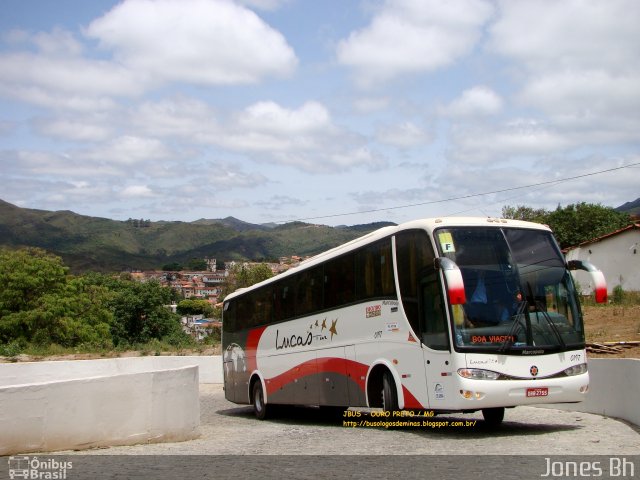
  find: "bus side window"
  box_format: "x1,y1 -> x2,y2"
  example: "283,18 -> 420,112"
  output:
274,278 -> 295,322
223,300 -> 236,333
295,266 -> 323,317
396,230 -> 435,335
325,254 -> 355,308
356,239 -> 396,301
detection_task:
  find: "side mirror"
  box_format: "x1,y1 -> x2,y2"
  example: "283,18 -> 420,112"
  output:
568,260 -> 608,303
435,257 -> 466,305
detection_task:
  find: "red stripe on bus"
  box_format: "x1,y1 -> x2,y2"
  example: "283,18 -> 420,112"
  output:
246,326 -> 267,373
266,357 -> 368,394
402,386 -> 425,409
265,357 -> 425,409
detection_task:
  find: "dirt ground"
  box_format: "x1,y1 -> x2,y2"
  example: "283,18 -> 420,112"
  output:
583,304 -> 640,358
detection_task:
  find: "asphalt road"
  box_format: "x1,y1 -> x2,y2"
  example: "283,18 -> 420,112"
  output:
70,384 -> 640,456
16,385 -> 636,479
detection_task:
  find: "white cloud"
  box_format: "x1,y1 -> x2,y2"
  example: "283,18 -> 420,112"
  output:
33,117 -> 113,142
236,0 -> 291,10
82,136 -> 172,165
131,96 -> 220,142
488,0 -> 640,132
31,27 -> 85,57
448,118 -> 573,164
442,86 -> 503,118
352,97 -> 391,113
0,51 -> 142,110
85,0 -> 298,85
121,185 -> 156,198
237,101 -> 331,134
519,71 -> 640,121
489,0 -> 640,73
376,121 -> 433,148
256,195 -> 308,211
337,0 -> 494,85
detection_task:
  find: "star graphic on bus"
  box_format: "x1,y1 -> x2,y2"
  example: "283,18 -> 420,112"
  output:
329,319 -> 338,339
321,318 -> 327,331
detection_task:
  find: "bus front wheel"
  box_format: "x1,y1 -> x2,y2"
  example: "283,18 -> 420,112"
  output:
482,407 -> 505,426
252,380 -> 269,420
381,371 -> 398,412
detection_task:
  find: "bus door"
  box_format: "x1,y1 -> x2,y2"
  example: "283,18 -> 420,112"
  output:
419,270 -> 454,408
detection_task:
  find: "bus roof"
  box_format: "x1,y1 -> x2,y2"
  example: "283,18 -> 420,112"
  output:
223,217 -> 551,302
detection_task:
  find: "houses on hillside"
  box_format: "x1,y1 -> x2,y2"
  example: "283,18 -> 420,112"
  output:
131,255 -> 308,305
565,222 -> 640,293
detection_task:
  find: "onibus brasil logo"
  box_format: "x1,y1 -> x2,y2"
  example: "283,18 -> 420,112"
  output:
8,456 -> 73,479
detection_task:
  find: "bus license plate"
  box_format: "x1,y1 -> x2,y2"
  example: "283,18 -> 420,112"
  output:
526,387 -> 548,397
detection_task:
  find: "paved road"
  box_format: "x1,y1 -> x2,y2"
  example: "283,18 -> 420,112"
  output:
70,384 -> 640,456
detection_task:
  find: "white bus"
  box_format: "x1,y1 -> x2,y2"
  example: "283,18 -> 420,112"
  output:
222,217 -> 606,424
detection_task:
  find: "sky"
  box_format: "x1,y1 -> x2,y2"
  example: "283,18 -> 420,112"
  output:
0,0 -> 638,226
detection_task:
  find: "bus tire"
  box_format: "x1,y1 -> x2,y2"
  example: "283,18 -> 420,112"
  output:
381,370 -> 398,412
482,407 -> 505,426
252,380 -> 269,420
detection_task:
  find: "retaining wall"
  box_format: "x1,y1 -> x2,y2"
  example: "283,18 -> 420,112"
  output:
542,358 -> 640,427
0,355 -> 222,387
0,357 -> 211,455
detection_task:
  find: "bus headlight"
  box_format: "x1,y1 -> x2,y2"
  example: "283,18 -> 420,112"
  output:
563,363 -> 588,376
457,368 -> 501,380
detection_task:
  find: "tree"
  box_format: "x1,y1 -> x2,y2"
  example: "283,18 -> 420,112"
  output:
0,249 -> 113,347
219,263 -> 274,300
101,278 -> 184,346
162,262 -> 183,271
177,299 -> 214,317
0,248 -> 68,315
24,277 -> 113,348
501,202 -> 631,249
501,205 -> 548,223
186,258 -> 208,271
545,203 -> 630,249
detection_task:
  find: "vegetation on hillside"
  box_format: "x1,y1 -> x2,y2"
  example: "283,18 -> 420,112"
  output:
0,200 -> 382,273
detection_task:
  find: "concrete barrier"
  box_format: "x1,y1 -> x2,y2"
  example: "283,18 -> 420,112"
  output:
0,355 -> 222,387
0,359 -> 205,455
541,358 -> 640,427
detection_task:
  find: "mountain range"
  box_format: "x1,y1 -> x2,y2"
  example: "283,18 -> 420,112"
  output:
0,199 -> 393,272
1,198 -> 637,273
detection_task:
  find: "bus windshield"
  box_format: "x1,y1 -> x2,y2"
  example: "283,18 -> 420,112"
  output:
435,227 -> 584,353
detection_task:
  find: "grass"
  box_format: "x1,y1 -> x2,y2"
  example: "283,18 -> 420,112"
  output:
0,336 -> 221,362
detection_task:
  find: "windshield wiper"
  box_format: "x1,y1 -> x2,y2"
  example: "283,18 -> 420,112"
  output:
499,300 -> 527,353
533,300 -> 566,349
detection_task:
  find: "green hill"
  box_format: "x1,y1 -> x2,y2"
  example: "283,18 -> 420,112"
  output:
0,200 -> 392,272
616,198 -> 640,217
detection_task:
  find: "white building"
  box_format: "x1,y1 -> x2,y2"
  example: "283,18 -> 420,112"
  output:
565,223 -> 640,293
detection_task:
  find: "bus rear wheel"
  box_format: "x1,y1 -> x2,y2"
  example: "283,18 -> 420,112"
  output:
482,407 -> 505,426
381,371 -> 398,412
252,380 -> 269,420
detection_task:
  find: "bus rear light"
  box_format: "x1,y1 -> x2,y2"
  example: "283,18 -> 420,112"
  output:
458,368 -> 501,380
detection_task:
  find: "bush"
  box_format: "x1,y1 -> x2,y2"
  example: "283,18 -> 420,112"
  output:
612,285 -> 625,304
0,339 -> 25,358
